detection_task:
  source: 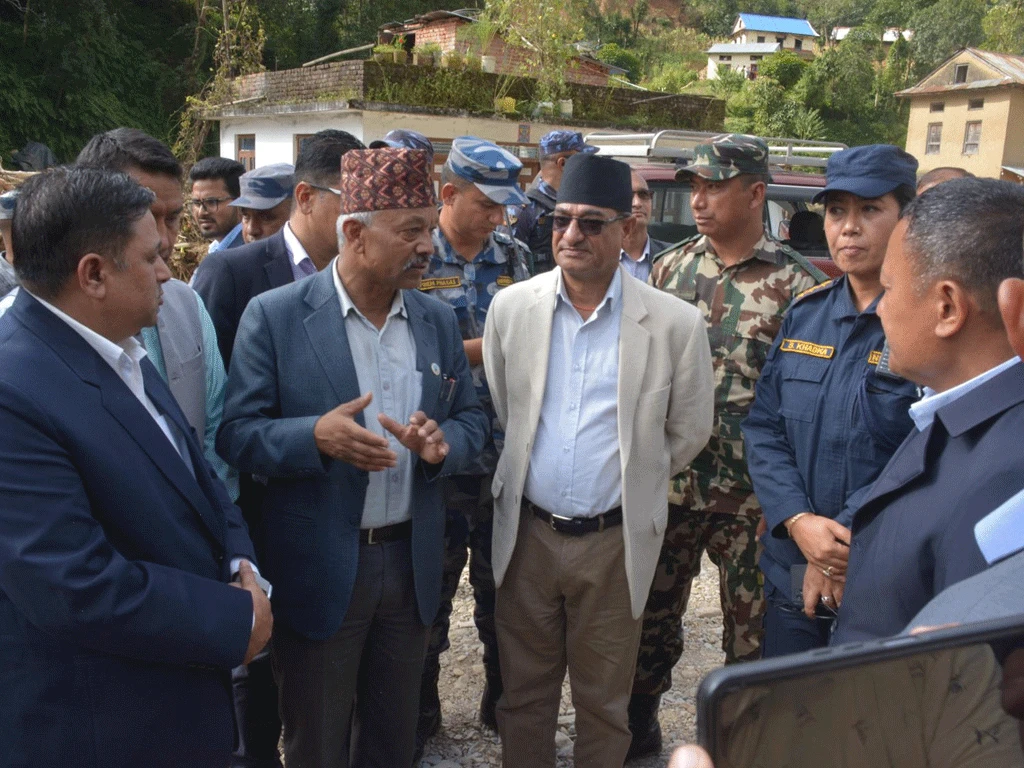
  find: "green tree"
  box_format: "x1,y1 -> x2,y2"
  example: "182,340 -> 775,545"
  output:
758,50 -> 808,88
983,1 -> 1024,54
596,43 -> 643,82
909,0 -> 986,76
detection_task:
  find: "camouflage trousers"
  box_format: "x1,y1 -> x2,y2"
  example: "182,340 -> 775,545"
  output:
424,473 -> 500,681
632,491 -> 765,696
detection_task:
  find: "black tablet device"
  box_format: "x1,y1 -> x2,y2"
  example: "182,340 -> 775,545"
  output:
697,615 -> 1024,768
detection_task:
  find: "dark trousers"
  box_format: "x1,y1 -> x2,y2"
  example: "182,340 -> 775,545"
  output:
425,474 -> 500,676
272,538 -> 429,768
762,581 -> 833,658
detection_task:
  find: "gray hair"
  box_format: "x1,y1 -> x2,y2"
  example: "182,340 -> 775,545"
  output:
901,177 -> 1024,312
336,210 -> 377,247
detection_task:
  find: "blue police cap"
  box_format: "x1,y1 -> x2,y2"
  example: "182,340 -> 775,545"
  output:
539,130 -> 597,159
0,189 -> 18,221
813,145 -> 919,203
230,163 -> 295,210
369,129 -> 435,159
446,137 -> 528,206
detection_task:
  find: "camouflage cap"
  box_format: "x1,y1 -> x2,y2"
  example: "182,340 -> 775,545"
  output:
675,133 -> 771,182
445,136 -> 528,206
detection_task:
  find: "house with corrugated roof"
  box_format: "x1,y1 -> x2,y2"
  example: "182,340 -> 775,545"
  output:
705,42 -> 780,80
729,14 -> 818,55
897,48 -> 1024,179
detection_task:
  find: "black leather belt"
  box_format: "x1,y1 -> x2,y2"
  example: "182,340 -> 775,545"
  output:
524,498 -> 622,536
359,520 -> 412,545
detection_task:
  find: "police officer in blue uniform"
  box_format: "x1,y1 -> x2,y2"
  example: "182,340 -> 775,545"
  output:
369,128 -> 435,159
513,130 -> 596,273
414,137 -> 532,756
742,145 -> 921,657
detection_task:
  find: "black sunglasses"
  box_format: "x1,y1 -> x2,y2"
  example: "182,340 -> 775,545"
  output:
552,213 -> 630,236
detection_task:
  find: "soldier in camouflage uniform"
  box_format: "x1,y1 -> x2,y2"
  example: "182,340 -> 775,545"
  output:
512,130 -> 596,274
627,134 -> 826,762
414,137 -> 532,758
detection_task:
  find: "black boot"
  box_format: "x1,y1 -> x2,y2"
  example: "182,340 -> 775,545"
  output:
478,672 -> 502,732
413,657 -> 442,765
625,693 -> 662,762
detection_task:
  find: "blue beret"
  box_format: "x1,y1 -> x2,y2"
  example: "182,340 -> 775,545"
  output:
813,145 -> 919,203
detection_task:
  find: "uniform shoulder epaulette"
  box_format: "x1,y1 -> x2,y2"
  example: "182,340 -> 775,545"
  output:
792,279 -> 835,303
652,233 -> 702,263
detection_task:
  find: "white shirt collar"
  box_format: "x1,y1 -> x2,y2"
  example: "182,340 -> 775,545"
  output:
283,222 -> 313,269
909,356 -> 1021,431
27,290 -> 148,370
620,236 -> 652,265
330,257 -> 407,322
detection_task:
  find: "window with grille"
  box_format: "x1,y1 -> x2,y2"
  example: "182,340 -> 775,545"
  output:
236,135 -> 256,171
926,123 -> 942,155
930,102 -> 944,113
962,121 -> 982,155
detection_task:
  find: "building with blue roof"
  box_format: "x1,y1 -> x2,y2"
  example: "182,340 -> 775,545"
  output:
730,13 -> 818,55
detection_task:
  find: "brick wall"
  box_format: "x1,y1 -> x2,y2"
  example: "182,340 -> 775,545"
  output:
220,60 -> 723,132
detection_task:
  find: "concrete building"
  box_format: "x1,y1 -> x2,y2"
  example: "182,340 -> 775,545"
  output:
706,42 -> 780,80
730,14 -> 818,55
898,48 -> 1024,179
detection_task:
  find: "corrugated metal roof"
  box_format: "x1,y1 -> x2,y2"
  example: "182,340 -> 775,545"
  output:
898,48 -> 1024,97
708,42 -> 780,54
735,14 -> 818,37
971,48 -> 1024,82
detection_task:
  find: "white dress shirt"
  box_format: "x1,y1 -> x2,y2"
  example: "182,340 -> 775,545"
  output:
332,259 -> 422,528
975,486 -> 1024,565
909,356 -> 1021,431
523,269 -> 623,517
283,222 -> 317,279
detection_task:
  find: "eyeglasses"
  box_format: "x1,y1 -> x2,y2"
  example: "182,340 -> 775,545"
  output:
308,184 -> 341,196
552,213 -> 630,236
632,189 -> 652,201
189,197 -> 233,213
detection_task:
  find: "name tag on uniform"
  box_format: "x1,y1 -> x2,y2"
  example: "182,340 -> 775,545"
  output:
496,275 -> 513,287
868,350 -> 882,366
780,338 -> 835,359
419,276 -> 462,291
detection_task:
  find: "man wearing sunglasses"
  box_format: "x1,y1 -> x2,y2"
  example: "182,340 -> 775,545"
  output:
620,171 -> 671,283
484,153 -> 714,768
628,134 -> 827,760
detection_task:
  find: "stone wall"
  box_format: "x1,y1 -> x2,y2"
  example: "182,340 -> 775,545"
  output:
220,60 -> 724,133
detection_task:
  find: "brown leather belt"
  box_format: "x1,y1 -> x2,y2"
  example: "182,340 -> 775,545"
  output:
524,498 -> 623,536
359,520 -> 412,545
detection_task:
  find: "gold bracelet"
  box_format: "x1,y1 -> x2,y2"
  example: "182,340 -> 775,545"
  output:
784,512 -> 810,533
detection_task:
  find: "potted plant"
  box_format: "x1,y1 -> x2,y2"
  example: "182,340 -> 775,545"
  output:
372,44 -> 392,64
464,51 -> 482,71
441,50 -> 464,70
390,35 -> 408,65
413,42 -> 441,67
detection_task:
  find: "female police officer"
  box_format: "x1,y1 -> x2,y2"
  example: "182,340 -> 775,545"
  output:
742,145 -> 921,656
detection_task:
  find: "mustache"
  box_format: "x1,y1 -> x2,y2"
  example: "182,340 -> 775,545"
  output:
403,254 -> 430,270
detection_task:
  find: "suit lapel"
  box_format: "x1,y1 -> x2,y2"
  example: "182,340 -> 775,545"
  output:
302,269 -> 365,426
263,231 -> 295,290
405,292 -> 442,414
617,271 -> 651,468
855,424 -> 932,521
522,273 -> 558,437
140,360 -> 226,543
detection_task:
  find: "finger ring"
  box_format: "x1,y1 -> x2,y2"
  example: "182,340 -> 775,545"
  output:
824,566 -> 834,577
821,595 -> 832,603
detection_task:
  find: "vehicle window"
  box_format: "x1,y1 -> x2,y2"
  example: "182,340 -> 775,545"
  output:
649,183 -> 697,243
767,199 -> 797,240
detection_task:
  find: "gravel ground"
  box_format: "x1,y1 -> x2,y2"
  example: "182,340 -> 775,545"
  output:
420,554 -> 725,768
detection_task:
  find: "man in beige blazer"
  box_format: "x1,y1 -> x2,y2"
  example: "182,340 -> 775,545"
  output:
483,153 -> 714,768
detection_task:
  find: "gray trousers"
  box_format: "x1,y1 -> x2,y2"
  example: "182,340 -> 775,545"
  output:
272,539 -> 429,768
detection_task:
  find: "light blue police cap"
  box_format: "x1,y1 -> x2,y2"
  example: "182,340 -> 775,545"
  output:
445,137 -> 528,206
230,163 -> 295,210
0,189 -> 18,221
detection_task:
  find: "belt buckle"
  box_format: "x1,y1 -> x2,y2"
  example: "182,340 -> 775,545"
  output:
550,512 -> 573,532
366,527 -> 376,545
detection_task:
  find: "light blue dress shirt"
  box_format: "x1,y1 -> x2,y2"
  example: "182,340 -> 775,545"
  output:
975,486 -> 1024,565
332,259 -> 422,528
909,356 -> 1021,431
523,269 -> 623,518
141,293 -> 238,500
619,236 -> 653,283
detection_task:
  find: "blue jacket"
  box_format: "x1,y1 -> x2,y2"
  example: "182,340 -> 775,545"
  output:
218,266 -> 488,638
0,291 -> 255,768
743,277 -> 918,599
832,361 -> 1024,644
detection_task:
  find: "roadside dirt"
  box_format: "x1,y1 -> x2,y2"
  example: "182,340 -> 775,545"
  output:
420,554 -> 725,768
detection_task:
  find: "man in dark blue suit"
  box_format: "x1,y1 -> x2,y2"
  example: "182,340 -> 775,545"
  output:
833,178 -> 1024,644
0,167 -> 272,767
193,131 -> 365,368
219,147 -> 488,768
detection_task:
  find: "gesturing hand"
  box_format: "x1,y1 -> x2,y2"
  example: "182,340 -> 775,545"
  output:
378,411 -> 449,465
314,392 -> 398,471
789,514 -> 851,573
802,562 -> 843,619
231,561 -> 273,665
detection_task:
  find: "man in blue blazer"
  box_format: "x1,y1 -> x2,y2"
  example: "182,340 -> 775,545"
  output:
0,167 -> 271,767
219,147 -> 488,768
832,178 -> 1024,645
